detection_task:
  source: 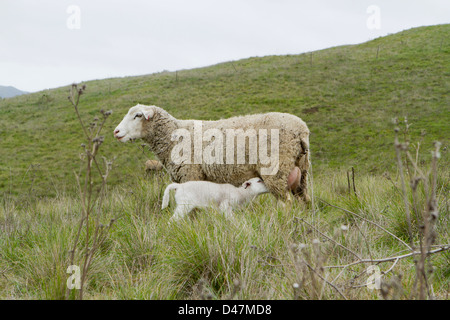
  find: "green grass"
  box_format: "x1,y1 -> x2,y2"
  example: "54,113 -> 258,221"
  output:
0,24 -> 449,300
1,170 -> 448,299
0,24 -> 448,197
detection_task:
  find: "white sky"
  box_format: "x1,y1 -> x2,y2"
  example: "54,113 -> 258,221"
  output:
1,0 -> 449,93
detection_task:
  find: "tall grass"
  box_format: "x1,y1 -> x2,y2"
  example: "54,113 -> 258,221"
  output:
1,163 -> 448,299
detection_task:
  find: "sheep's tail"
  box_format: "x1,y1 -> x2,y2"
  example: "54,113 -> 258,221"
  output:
295,137 -> 309,166
292,137 -> 310,194
162,183 -> 179,209
300,138 -> 309,156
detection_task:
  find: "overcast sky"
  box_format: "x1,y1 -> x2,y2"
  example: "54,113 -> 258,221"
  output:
1,0 -> 449,93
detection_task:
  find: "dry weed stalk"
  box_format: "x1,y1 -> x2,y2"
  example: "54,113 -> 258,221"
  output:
290,240 -> 348,300
293,119 -> 448,299
65,84 -> 116,300
394,118 -> 444,299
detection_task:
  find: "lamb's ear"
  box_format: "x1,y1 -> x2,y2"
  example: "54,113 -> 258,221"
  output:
244,182 -> 251,189
142,108 -> 154,121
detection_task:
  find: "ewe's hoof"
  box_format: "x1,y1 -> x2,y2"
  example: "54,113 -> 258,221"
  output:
303,194 -> 311,204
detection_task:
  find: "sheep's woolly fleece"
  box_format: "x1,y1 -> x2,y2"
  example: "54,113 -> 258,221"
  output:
114,104 -> 310,202
145,159 -> 163,172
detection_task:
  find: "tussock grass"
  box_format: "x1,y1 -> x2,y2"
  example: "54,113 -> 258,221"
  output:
1,169 -> 448,300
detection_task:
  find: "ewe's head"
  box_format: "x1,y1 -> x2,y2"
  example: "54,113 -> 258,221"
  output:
242,177 -> 268,195
114,104 -> 155,142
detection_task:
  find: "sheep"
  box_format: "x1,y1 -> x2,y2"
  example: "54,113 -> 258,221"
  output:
114,104 -> 310,203
161,177 -> 269,221
145,159 -> 164,172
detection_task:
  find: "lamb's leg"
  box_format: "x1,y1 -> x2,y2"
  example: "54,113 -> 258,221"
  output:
169,204 -> 194,222
219,202 -> 234,220
218,201 -> 240,227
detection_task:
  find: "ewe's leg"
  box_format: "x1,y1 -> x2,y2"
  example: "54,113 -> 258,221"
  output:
277,193 -> 293,212
295,153 -> 311,204
261,173 -> 293,210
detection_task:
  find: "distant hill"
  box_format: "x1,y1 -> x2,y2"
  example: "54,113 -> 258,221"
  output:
0,24 -> 448,197
0,85 -> 28,98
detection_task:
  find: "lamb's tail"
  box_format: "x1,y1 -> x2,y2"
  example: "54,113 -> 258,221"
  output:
162,183 -> 179,209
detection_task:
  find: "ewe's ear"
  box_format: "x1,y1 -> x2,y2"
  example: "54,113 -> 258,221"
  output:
142,108 -> 154,121
244,182 -> 251,189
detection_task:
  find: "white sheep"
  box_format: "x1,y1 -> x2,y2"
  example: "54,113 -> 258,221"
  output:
114,104 -> 310,203
161,177 -> 268,221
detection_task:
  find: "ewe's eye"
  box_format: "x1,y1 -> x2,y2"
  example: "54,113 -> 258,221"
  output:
134,113 -> 143,119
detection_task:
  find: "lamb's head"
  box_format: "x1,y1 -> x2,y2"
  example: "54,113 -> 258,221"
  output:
242,177 -> 269,195
114,104 -> 155,142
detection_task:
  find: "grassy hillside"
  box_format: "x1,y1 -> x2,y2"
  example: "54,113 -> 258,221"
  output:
0,25 -> 449,301
0,24 -> 449,197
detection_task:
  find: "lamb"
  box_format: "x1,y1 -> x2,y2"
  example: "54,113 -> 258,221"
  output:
161,177 -> 269,221
114,104 -> 310,203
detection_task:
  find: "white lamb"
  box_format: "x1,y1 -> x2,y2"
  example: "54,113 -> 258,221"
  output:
161,177 -> 269,222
